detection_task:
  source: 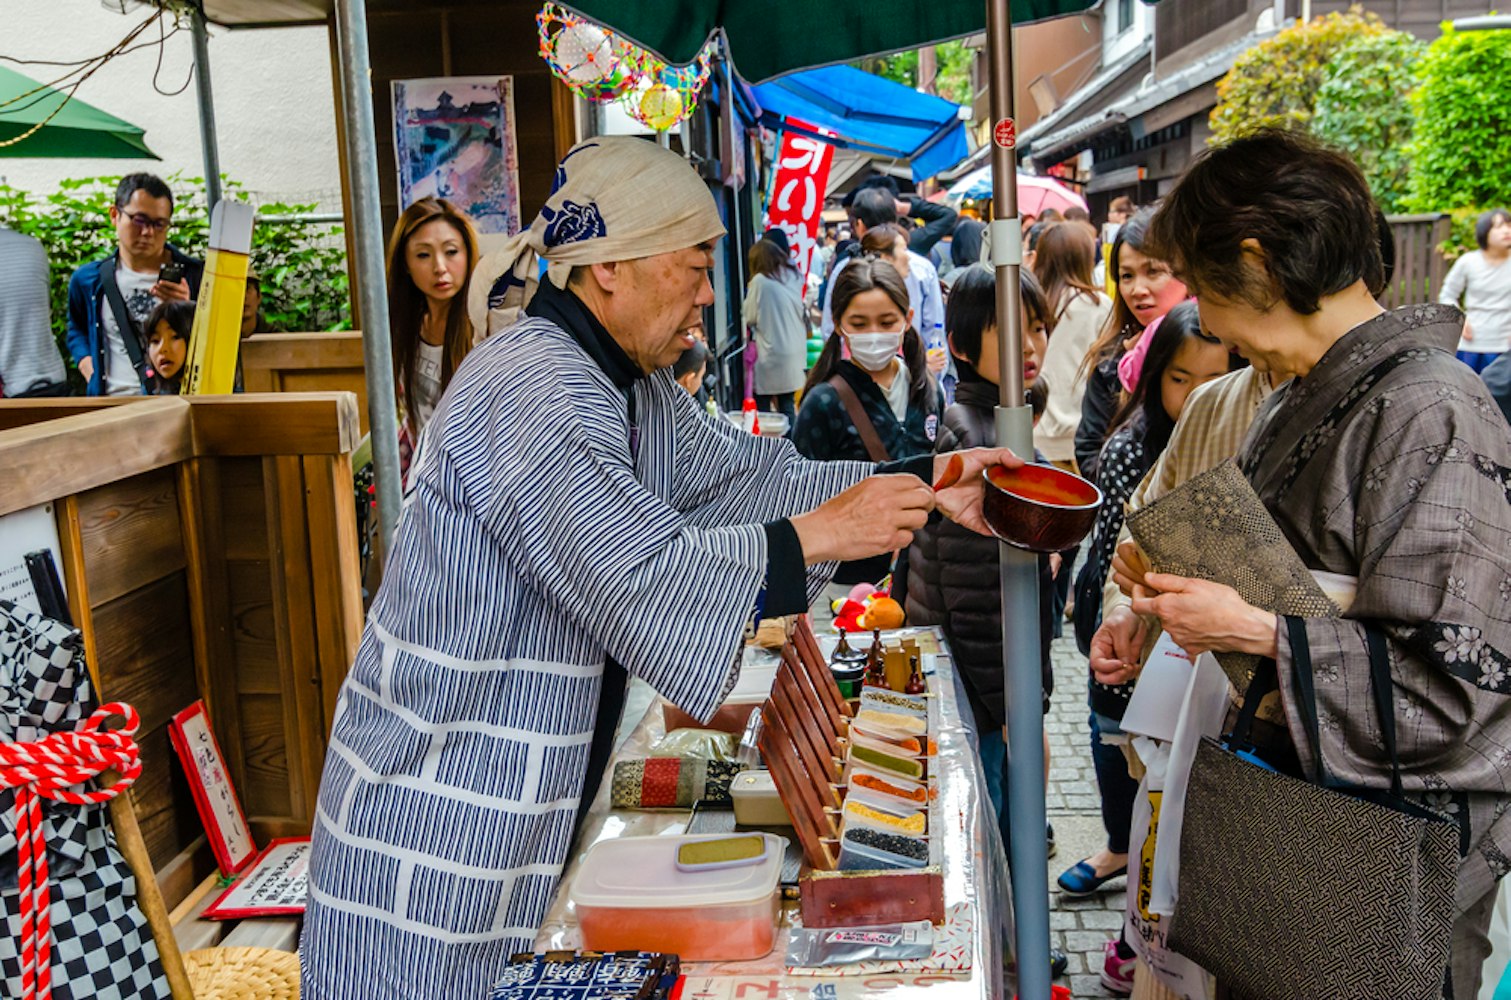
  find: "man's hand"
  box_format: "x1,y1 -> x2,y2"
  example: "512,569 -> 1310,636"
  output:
894,197 -> 913,219
791,475 -> 934,565
1463,320 -> 1475,343
1110,538 -> 1152,598
77,356 -> 95,382
152,278 -> 191,302
1129,572 -> 1278,658
933,447 -> 1026,535
1089,605 -> 1147,686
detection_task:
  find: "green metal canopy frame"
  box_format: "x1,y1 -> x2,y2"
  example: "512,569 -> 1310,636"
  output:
0,64 -> 158,159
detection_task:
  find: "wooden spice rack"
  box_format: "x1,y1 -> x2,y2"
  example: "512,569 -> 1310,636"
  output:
758,618 -> 944,928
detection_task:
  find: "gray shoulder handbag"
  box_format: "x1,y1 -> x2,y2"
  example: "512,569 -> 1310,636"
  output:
1168,621 -> 1459,1000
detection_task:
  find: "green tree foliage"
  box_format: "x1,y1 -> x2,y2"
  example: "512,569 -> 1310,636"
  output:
0,174 -> 351,371
1406,23 -> 1511,215
1209,9 -> 1386,142
1311,32 -> 1426,213
858,40 -> 975,107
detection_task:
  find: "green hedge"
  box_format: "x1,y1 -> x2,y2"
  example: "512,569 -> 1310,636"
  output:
0,174 -> 351,373
1408,23 -> 1511,215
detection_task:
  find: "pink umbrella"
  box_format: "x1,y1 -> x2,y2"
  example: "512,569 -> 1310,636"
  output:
947,165 -> 1087,216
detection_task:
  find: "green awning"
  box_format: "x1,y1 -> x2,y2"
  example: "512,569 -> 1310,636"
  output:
561,0 -> 1106,83
0,65 -> 158,159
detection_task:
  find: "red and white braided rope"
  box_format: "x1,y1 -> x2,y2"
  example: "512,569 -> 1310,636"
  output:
0,704 -> 141,1000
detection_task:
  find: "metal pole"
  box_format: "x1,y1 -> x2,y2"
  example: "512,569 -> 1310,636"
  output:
334,0 -> 403,559
986,0 -> 1052,997
190,5 -> 222,212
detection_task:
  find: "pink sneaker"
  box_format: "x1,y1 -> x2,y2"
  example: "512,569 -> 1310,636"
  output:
1100,938 -> 1135,996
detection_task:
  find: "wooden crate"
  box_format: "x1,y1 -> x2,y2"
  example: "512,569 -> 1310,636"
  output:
0,393 -> 364,917
240,332 -> 369,435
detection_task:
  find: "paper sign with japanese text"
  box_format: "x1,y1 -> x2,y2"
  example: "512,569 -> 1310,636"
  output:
169,700 -> 256,875
203,838 -> 311,919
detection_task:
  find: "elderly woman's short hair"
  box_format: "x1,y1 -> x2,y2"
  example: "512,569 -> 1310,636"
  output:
1147,130 -> 1383,315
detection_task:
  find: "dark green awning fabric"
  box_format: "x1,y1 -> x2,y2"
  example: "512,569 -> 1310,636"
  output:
0,65 -> 158,159
562,1 -> 1110,83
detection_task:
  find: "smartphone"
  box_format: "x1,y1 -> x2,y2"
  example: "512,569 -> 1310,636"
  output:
158,261 -> 185,286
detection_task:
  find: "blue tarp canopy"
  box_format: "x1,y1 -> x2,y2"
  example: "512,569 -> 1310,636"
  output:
750,64 -> 968,183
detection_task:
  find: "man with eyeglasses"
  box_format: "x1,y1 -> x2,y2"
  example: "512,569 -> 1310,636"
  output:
66,173 -> 204,395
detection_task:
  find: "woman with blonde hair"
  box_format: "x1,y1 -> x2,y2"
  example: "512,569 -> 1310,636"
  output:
385,197 -> 480,480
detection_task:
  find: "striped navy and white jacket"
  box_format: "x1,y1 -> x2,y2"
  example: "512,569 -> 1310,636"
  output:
300,315 -> 870,998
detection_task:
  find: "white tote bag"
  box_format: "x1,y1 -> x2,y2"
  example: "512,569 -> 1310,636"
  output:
1122,635 -> 1229,1000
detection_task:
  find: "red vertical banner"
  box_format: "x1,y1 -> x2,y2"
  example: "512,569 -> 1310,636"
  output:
765,119 -> 835,284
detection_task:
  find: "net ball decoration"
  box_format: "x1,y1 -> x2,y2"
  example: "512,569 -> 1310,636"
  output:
637,84 -> 686,131
578,61 -> 639,103
551,21 -> 615,84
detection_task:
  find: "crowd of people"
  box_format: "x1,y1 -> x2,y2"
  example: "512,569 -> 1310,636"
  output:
3,130 -> 1511,1000
0,171 -> 269,398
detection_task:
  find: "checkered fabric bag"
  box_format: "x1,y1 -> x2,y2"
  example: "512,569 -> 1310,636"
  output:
0,599 -> 170,1000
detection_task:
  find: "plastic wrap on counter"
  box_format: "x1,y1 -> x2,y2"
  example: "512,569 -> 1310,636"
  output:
785,921 -> 935,967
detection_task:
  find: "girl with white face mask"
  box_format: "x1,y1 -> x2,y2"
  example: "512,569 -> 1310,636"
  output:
792,256 -> 941,589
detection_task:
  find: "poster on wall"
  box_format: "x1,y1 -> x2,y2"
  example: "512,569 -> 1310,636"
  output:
392,76 -> 522,236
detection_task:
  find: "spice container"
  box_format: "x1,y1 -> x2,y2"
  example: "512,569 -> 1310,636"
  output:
572,833 -> 783,961
837,829 -> 929,871
730,770 -> 792,827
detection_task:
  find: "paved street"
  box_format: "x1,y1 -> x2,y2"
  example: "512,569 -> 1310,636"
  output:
1045,628 -> 1128,997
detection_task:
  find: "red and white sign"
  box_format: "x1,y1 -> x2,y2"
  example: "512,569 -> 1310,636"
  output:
169,700 -> 256,876
203,838 -> 311,919
765,118 -> 836,284
993,117 -> 1017,149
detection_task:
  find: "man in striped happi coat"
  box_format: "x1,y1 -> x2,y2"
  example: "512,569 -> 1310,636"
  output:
300,137 -> 1017,998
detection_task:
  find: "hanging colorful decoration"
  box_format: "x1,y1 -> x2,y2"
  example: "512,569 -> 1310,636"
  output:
537,2 -> 715,132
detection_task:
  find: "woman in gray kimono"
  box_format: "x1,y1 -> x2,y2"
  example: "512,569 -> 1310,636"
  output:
1097,130 -> 1511,998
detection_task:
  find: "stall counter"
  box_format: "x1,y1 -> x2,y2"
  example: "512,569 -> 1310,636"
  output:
535,626 -> 1012,998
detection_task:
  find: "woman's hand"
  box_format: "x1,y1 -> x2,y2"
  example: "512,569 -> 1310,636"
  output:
1110,539 -> 1152,597
1129,572 -> 1279,658
1089,605 -> 1147,686
933,447 -> 1025,535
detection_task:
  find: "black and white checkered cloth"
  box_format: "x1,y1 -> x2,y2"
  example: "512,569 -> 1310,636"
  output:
0,599 -> 170,1000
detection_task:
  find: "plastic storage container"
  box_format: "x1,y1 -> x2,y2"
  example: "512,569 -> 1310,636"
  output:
572,833 -> 783,961
730,770 -> 792,827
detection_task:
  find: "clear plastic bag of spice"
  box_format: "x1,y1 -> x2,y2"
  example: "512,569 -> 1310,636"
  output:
785,920 -> 935,967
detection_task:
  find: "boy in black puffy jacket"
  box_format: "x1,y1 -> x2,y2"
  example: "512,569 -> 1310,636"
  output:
904,265 -> 1056,850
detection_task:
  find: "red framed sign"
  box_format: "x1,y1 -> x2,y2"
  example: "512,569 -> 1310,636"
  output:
168,700 -> 256,876
203,838 -> 312,920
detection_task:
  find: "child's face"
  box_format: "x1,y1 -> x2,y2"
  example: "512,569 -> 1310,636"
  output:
968,305 -> 1048,389
1159,336 -> 1231,423
148,320 -> 188,379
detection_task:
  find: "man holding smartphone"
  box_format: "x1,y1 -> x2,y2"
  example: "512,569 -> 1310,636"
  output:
66,173 -> 204,395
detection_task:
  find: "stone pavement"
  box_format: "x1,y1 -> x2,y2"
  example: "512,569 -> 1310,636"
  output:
1045,627 -> 1129,998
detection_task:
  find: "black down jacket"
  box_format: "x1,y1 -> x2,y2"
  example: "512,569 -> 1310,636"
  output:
905,378 -> 1054,735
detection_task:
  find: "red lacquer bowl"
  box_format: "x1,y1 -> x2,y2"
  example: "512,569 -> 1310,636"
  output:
981,463 -> 1103,553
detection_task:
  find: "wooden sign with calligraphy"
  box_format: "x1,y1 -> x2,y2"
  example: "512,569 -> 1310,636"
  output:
168,699 -> 256,876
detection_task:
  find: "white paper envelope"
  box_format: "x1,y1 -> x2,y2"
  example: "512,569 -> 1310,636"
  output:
1120,631 -> 1193,743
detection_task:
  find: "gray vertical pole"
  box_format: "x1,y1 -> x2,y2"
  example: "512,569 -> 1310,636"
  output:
334,0 -> 403,559
190,6 -> 222,212
986,0 -> 1052,998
